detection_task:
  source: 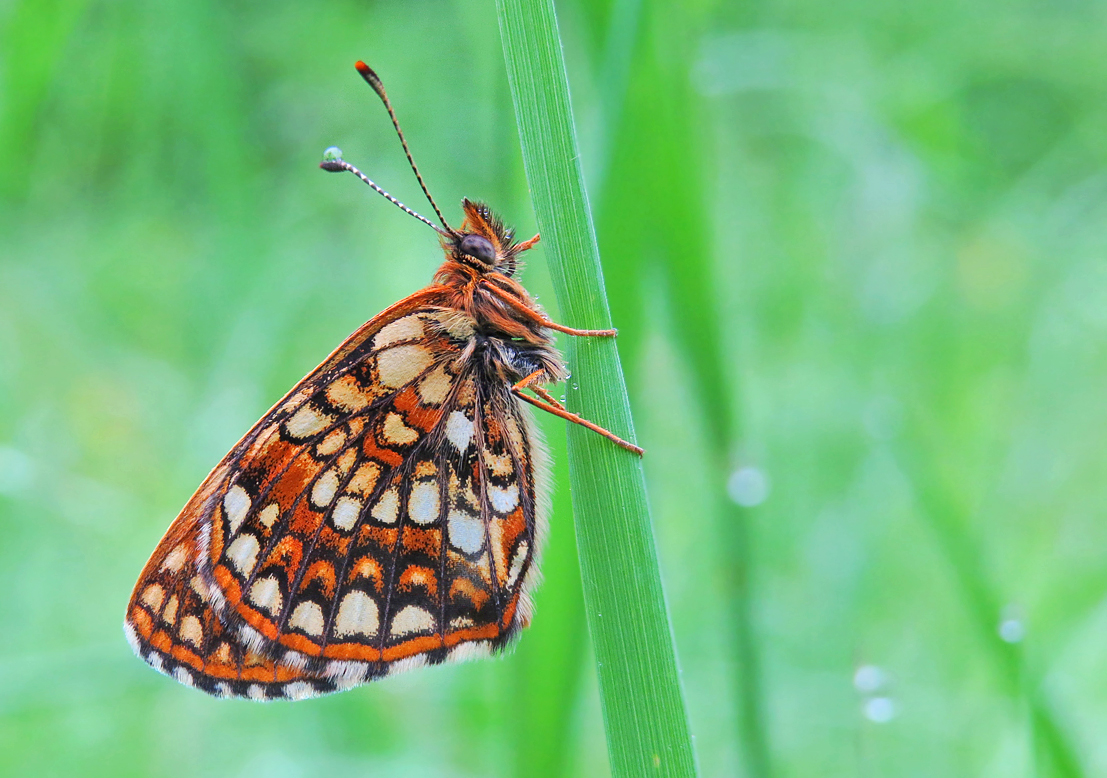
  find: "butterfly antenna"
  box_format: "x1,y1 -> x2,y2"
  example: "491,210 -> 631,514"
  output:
319,150 -> 450,237
353,61 -> 454,235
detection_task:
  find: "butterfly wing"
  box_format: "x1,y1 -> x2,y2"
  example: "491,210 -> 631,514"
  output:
123,472 -> 358,699
125,294 -> 549,699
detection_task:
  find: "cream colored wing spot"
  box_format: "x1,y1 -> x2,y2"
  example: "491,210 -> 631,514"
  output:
502,413 -> 526,455
326,374 -> 371,412
417,364 -> 453,405
316,428 -> 347,457
482,448 -> 514,477
212,642 -> 232,664
336,448 -> 358,476
488,483 -> 519,514
426,309 -> 476,339
408,482 -> 441,526
249,575 -> 283,616
247,684 -> 266,701
258,503 -> 281,529
331,496 -> 363,532
371,487 -> 400,524
376,344 -> 433,388
179,615 -> 203,647
289,601 -> 326,637
447,509 -> 484,554
311,469 -> 340,509
223,484 -> 251,534
381,412 -> 419,446
373,315 -> 425,349
163,595 -> 179,625
140,584 -> 165,611
390,605 -> 436,638
285,403 -> 335,440
445,410 -> 474,451
506,541 -> 529,587
348,462 -> 381,497
225,534 -> 261,577
333,590 -> 380,639
160,544 -> 188,573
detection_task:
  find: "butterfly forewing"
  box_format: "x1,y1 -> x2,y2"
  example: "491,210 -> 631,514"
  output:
125,299 -> 546,699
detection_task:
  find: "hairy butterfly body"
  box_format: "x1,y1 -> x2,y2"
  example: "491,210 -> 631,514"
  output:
124,63 -> 640,700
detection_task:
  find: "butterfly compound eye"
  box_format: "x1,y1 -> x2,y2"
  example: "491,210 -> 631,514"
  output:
459,234 -> 497,265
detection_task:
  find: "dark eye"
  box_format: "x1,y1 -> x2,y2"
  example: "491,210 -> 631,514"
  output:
458,234 -> 497,264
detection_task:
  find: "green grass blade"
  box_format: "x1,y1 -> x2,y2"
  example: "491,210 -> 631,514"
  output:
496,0 -> 698,775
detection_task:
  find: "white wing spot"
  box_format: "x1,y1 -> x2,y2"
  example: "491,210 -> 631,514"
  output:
390,605 -> 436,638
282,681 -> 317,701
373,315 -> 425,348
333,590 -> 380,639
311,469 -> 340,508
225,534 -> 261,577
247,684 -> 267,701
249,575 -> 283,616
289,601 -> 326,637
448,641 -> 493,663
445,411 -> 474,451
489,483 -> 520,513
376,344 -> 433,388
448,509 -> 484,554
408,481 -> 440,525
331,496 -> 362,531
507,541 -> 529,587
371,488 -> 399,524
173,666 -> 195,688
223,485 -> 251,534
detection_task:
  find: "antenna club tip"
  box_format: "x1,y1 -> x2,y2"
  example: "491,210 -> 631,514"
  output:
354,61 -> 385,93
320,147 -> 345,171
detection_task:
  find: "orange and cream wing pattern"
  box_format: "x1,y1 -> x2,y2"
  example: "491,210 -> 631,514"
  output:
124,305 -> 548,699
123,472 -> 356,700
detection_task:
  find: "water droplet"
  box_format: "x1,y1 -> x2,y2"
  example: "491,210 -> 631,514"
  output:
727,466 -> 770,507
571,383 -> 579,391
322,146 -> 344,162
853,664 -> 886,693
999,618 -> 1025,643
998,603 -> 1026,643
864,696 -> 896,723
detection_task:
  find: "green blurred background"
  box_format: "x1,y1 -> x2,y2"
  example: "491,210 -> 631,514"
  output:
2,0 -> 1107,775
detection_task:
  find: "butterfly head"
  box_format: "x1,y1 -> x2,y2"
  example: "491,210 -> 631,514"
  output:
448,199 -> 540,277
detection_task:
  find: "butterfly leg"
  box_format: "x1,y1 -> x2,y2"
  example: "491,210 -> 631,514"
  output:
512,370 -> 644,455
540,320 -> 617,338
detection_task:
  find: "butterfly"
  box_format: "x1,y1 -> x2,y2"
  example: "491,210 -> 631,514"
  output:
123,61 -> 642,700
